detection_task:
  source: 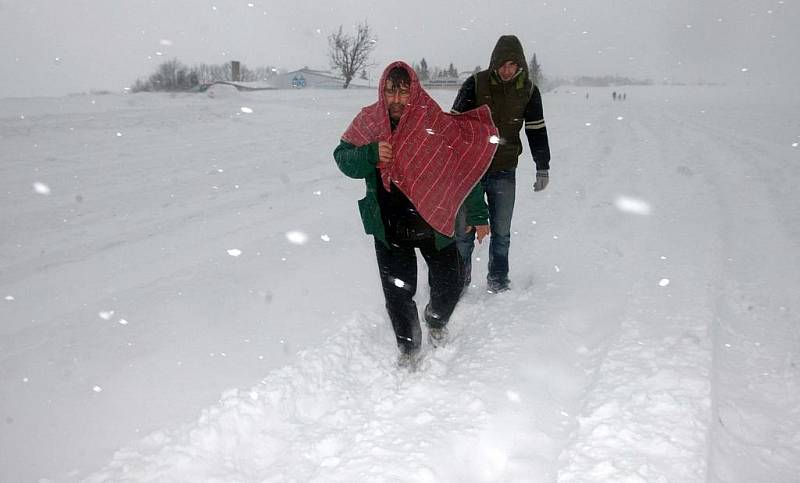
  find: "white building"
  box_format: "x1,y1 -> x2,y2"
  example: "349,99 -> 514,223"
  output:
274,68 -> 373,89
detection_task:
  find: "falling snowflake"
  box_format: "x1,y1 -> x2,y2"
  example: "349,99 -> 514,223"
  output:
286,231 -> 308,245
33,182 -> 51,195
227,249 -> 243,257
614,196 -> 652,215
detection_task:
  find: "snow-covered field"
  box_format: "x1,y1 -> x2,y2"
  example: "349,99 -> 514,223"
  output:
1,84 -> 798,482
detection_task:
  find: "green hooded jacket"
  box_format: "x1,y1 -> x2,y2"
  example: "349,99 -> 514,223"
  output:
473,35 -> 538,172
451,37 -> 551,172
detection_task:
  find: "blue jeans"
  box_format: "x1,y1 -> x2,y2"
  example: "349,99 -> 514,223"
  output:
456,169 -> 516,285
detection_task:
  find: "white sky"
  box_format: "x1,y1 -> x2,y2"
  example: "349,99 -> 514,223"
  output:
1,0 -> 797,97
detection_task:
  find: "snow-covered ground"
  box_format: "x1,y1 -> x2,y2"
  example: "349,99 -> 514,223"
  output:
1,84 -> 798,482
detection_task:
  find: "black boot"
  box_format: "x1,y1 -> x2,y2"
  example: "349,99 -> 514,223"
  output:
424,304 -> 449,348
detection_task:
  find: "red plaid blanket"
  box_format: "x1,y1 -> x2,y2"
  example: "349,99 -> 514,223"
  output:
341,61 -> 498,237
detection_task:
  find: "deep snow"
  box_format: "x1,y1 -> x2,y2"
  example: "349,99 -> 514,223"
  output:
1,84 -> 798,482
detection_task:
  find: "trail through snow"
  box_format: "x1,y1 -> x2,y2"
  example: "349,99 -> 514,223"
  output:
1,85 -> 798,482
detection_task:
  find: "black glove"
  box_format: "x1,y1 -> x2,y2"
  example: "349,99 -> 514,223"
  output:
534,170 -> 549,192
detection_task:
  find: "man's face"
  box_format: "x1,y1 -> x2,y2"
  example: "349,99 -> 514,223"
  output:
384,80 -> 411,121
497,61 -> 519,81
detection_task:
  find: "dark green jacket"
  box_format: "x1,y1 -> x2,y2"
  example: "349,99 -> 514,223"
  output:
333,140 -> 488,249
452,35 -> 551,172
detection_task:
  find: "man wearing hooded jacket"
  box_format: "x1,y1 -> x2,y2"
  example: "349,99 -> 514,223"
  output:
452,35 -> 552,293
334,62 -> 497,368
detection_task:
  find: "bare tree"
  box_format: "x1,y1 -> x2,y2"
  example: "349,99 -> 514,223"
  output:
146,58 -> 194,91
253,66 -> 280,81
131,59 -> 279,92
328,21 -> 376,88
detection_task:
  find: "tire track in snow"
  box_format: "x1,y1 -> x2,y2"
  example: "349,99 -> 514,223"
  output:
672,112 -> 800,481
556,102 -> 716,481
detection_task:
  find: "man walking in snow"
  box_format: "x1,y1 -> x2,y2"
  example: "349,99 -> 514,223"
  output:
334,61 -> 497,368
452,35 -> 552,293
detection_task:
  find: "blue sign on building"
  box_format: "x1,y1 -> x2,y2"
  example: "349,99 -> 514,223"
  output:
292,75 -> 306,88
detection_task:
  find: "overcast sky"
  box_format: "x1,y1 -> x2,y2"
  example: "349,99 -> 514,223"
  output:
1,0 -> 797,97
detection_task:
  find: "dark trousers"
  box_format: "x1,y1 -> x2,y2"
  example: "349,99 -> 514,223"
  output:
374,238 -> 464,353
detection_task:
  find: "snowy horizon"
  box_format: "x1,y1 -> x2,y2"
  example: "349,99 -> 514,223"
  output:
1,83 -> 799,481
2,1 -> 799,98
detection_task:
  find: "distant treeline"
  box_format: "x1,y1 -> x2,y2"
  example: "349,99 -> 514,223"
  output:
131,58 -> 280,93
131,57 -> 655,94
544,75 -> 653,89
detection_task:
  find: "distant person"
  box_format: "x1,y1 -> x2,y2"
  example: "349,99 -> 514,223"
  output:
451,35 -> 552,293
334,61 -> 496,369
612,91 -> 617,101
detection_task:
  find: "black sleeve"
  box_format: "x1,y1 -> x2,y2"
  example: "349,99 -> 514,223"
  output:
523,84 -> 551,171
450,75 -> 477,114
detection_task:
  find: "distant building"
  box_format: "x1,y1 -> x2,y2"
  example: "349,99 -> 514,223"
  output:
423,77 -> 460,89
274,68 -> 372,89
422,71 -> 472,89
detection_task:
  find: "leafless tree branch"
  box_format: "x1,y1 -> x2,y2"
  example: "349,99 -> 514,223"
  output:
328,21 -> 376,88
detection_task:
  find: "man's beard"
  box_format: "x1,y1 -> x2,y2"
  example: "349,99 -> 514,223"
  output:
388,103 -> 404,121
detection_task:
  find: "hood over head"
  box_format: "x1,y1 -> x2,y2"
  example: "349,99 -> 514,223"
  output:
376,61 -> 421,114
489,35 -> 528,76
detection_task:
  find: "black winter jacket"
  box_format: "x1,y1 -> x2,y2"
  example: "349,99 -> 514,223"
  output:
451,35 -> 551,172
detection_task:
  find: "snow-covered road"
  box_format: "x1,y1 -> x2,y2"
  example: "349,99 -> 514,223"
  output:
1,85 -> 798,482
